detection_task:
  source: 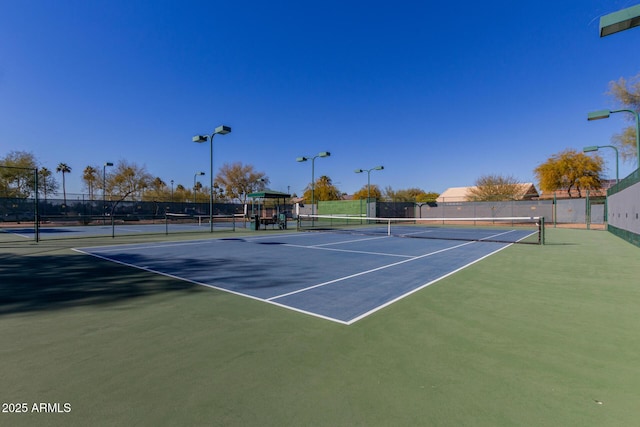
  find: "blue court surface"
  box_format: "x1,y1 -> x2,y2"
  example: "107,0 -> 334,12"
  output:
74,231 -> 520,324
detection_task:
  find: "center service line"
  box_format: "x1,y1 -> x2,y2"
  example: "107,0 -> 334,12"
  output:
266,240 -> 476,301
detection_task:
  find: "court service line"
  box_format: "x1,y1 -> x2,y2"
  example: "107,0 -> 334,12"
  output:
266,240 -> 476,301
281,243 -> 414,258
310,235 -> 391,247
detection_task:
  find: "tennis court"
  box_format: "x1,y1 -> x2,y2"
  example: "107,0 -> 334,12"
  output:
75,226 -> 530,324
1,214 -> 240,240
3,226 -> 640,426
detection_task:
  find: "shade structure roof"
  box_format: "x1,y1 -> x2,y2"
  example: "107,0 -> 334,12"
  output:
247,190 -> 291,199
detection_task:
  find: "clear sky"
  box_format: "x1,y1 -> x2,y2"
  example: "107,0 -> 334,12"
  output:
1,1 -> 639,198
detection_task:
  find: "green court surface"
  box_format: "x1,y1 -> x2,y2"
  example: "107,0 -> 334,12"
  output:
1,228 -> 639,426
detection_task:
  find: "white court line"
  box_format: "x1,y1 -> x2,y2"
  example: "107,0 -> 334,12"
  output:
73,228 -> 524,325
310,235 -> 390,247
74,243 -> 354,325
1,230 -> 32,239
282,243 -> 414,258
267,240 -> 476,301
73,239 -> 220,253
346,242 -> 514,325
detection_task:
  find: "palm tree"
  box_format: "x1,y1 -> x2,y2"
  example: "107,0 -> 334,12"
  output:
56,163 -> 72,205
39,167 -> 51,201
83,166 -> 98,200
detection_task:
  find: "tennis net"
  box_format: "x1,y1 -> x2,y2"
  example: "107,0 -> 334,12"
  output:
297,214 -> 545,245
165,213 -> 239,230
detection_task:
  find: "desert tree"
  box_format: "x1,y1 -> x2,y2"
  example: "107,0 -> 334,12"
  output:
214,162 -> 268,205
352,184 -> 382,201
104,160 -> 152,215
302,175 -> 342,202
534,149 -> 604,198
466,174 -> 522,201
607,74 -> 640,164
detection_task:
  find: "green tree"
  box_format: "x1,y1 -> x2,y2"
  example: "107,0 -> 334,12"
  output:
302,175 -> 341,202
143,177 -> 168,201
193,181 -> 203,203
56,162 -> 72,205
534,149 -> 604,198
82,166 -> 99,200
608,74 -> 640,164
39,167 -> 58,201
174,184 -> 190,203
214,162 -> 268,205
0,151 -> 38,197
416,192 -> 439,203
466,174 -> 522,201
382,186 -> 431,202
352,184 -> 382,201
212,183 -> 225,203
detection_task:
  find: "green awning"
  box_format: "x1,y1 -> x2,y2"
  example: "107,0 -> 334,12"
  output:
247,190 -> 291,199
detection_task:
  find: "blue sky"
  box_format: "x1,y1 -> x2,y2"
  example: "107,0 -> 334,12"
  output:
1,1 -> 639,198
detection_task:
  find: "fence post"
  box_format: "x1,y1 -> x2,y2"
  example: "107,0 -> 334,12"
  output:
586,190 -> 590,230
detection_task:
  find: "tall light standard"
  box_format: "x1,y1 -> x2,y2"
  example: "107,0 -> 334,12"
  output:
193,125 -> 232,232
354,166 -> 384,217
103,162 -> 113,224
583,145 -> 619,183
170,180 -> 174,203
194,171 -> 205,204
296,152 -> 330,220
588,109 -> 640,169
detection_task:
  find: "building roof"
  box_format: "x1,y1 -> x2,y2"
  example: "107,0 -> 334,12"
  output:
436,183 -> 539,202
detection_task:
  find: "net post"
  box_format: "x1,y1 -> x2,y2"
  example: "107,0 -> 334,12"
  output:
387,218 -> 391,236
165,212 -> 169,235
539,217 -> 545,245
34,168 -> 40,243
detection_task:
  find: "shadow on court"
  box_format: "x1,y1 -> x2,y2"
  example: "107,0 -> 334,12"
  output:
0,251 -> 202,316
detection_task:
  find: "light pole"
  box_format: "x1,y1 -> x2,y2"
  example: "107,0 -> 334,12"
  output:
193,125 -> 232,232
588,109 -> 640,169
170,180 -> 174,203
354,166 -> 384,217
103,162 -> 113,224
194,172 -> 205,204
583,145 -> 619,183
296,152 -> 330,220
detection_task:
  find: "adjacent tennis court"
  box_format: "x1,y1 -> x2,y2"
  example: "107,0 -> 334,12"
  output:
1,214 -> 241,240
75,228 -> 525,324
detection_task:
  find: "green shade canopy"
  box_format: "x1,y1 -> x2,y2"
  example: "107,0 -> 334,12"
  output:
247,190 -> 291,199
